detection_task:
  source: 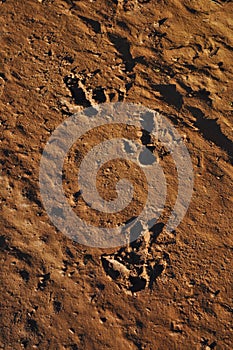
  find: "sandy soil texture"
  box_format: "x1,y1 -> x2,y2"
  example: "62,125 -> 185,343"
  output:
0,0 -> 233,349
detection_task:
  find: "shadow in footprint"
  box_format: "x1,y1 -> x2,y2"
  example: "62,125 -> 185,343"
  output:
108,33 -> 135,72
64,76 -> 91,107
148,264 -> 165,289
153,84 -> 183,110
187,106 -> 233,163
79,16 -> 101,33
130,276 -> 147,292
150,222 -> 165,243
92,87 -> 106,103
